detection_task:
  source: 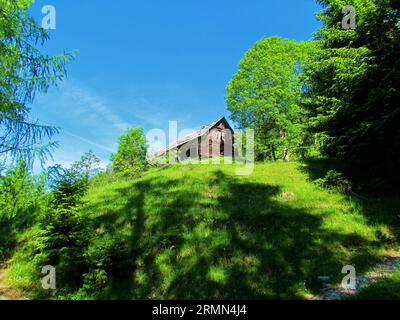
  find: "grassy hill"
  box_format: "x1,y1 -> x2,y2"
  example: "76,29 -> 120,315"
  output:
78,160 -> 400,298
4,160 -> 400,299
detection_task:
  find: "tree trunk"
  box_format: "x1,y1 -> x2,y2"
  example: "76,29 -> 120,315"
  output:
271,145 -> 276,161
283,147 -> 289,161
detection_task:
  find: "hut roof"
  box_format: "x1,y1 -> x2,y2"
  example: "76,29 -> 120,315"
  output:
157,116 -> 233,156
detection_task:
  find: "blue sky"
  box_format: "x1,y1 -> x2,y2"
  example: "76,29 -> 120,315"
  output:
29,0 -> 322,169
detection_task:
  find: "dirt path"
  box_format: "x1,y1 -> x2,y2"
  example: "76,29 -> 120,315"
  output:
314,252 -> 400,300
0,262 -> 25,300
0,264 -> 11,300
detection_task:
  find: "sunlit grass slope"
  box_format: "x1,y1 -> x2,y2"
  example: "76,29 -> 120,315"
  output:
81,161 -> 399,299
352,269 -> 400,300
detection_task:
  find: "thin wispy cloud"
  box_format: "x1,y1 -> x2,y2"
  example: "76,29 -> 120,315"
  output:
32,79 -> 219,169
63,130 -> 116,153
59,81 -> 131,132
30,79 -> 128,172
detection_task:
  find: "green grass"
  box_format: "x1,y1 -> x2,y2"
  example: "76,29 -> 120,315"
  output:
351,269 -> 400,300
4,159 -> 399,299
74,160 -> 399,299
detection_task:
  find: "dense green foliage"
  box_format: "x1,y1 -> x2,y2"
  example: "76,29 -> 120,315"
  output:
0,0 -> 73,166
0,161 -> 46,260
227,1 -> 400,192
314,170 -> 352,194
33,167 -> 91,295
303,0 -> 400,190
0,156 -> 103,298
227,37 -> 316,161
111,128 -> 148,176
0,161 -> 46,220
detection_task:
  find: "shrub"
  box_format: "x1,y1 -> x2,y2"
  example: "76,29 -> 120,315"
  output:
315,170 -> 352,193
33,167 -> 93,291
84,234 -> 130,273
111,128 -> 148,177
82,269 -> 108,294
0,161 -> 46,260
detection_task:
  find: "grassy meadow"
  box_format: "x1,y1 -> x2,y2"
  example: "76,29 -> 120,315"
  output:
3,159 -> 400,299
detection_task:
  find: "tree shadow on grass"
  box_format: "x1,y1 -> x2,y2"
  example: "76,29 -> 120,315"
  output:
299,158 -> 400,242
0,217 -> 15,262
85,168 -> 385,299
84,176 -> 200,299
188,171 -> 382,299
298,158 -> 344,181
0,207 -> 37,263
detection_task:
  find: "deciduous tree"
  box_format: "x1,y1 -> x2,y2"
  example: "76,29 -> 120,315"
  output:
111,128 -> 148,176
227,37 -> 315,161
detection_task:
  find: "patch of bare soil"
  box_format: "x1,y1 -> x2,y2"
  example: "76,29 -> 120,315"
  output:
313,252 -> 400,300
0,262 -> 26,300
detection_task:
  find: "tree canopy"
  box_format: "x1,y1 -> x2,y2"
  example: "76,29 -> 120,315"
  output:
111,128 -> 148,176
227,37 -> 316,161
71,150 -> 102,179
0,0 -> 73,166
227,1 -> 399,192
304,0 -> 400,190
